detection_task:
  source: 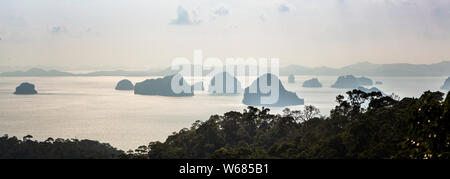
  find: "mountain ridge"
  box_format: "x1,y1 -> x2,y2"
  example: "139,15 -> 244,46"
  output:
1,61 -> 449,77
280,61 -> 450,76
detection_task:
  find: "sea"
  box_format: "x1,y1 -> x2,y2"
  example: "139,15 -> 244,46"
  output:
0,75 -> 447,150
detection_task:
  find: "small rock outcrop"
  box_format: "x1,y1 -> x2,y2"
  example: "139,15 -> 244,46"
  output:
331,75 -> 373,89
208,72 -> 242,95
356,86 -> 386,96
302,78 -> 322,88
14,82 -> 37,95
288,75 -> 295,84
243,73 -> 304,107
134,74 -> 193,97
192,82 -> 204,91
441,77 -> 450,90
115,79 -> 134,90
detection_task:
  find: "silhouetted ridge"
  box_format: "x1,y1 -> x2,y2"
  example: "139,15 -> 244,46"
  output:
192,81 -> 204,91
0,135 -> 124,159
441,77 -> 450,90
208,72 -> 242,95
1,61 -> 449,77
243,73 -> 304,107
115,79 -> 134,90
356,86 -> 386,96
14,82 -> 37,95
0,68 -> 72,77
134,74 -> 193,96
280,61 -> 450,76
288,75 -> 295,84
302,78 -> 322,88
331,75 -> 373,89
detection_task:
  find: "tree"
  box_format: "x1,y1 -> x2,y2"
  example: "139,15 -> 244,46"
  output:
23,135 -> 33,142
405,91 -> 450,159
140,90 -> 448,159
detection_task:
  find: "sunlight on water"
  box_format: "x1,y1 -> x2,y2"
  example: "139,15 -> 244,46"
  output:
0,76 -> 447,150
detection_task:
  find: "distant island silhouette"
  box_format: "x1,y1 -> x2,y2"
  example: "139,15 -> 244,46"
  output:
356,86 -> 386,96
280,61 -> 450,77
288,75 -> 295,84
331,75 -> 373,89
134,74 -> 194,97
302,78 -> 322,88
243,73 -> 304,107
14,82 -> 37,95
1,61 -> 449,77
115,79 -> 134,90
441,77 -> 450,90
1,68 -> 72,77
208,72 -> 242,95
375,81 -> 383,85
192,81 -> 204,91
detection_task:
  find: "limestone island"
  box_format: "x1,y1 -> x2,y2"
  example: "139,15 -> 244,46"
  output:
302,78 -> 322,88
208,72 -> 242,95
243,73 -> 304,107
288,75 -> 295,84
134,74 -> 193,97
192,81 -> 204,91
356,86 -> 387,96
115,79 -> 134,90
331,75 -> 373,89
441,77 -> 450,90
14,82 -> 38,95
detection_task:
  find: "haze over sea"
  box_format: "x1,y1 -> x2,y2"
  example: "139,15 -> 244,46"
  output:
0,75 -> 447,150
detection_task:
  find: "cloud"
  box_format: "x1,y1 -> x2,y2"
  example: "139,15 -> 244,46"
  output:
170,6 -> 201,25
50,25 -> 67,34
278,4 -> 290,12
259,14 -> 267,22
214,5 -> 229,16
48,25 -> 97,38
276,1 -> 294,13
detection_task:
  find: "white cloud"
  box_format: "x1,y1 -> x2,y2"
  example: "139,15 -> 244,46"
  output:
1,0 -> 450,68
50,25 -> 67,34
275,0 -> 294,13
278,3 -> 290,12
259,14 -> 267,22
214,5 -> 229,16
170,6 -> 201,25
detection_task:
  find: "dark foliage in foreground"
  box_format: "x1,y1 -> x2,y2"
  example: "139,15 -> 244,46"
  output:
1,90 -> 448,159
125,90 -> 449,159
0,135 -> 124,159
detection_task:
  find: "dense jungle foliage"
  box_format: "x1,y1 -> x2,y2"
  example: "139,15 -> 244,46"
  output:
1,90 -> 448,159
125,90 -> 449,159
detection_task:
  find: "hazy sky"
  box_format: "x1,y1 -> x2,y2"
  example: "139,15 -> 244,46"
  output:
1,0 -> 450,69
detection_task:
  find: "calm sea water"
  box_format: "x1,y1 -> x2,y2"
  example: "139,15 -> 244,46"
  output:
0,75 -> 447,150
